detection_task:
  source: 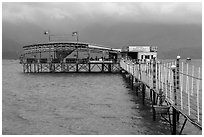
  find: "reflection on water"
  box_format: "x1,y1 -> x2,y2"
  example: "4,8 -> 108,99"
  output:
2,60 -> 201,135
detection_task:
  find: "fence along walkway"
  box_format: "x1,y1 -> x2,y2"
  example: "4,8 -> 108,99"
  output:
120,57 -> 202,133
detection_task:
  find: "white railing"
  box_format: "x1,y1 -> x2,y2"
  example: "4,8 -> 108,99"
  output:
120,58 -> 202,124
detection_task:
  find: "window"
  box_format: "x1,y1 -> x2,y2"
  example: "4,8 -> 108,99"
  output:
145,55 -> 149,59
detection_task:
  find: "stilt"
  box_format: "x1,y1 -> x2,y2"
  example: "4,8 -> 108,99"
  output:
89,63 -> 91,72
61,62 -> 64,72
29,64 -> 32,73
37,63 -> 39,72
152,58 -> 157,121
34,63 -> 36,73
131,75 -> 134,89
142,83 -> 146,105
76,63 -> 79,72
26,63 -> 28,73
53,63 -> 55,72
172,107 -> 177,134
49,63 -> 52,72
135,79 -> 139,96
150,88 -> 152,101
176,56 -> 180,122
108,64 -> 112,72
40,63 -> 42,72
152,58 -> 157,105
23,64 -> 25,73
102,63 -> 104,73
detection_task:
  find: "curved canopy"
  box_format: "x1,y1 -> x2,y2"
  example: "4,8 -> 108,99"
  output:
23,41 -> 121,54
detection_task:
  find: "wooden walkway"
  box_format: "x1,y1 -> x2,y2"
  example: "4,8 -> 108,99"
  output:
119,58 -> 202,134
22,61 -> 121,73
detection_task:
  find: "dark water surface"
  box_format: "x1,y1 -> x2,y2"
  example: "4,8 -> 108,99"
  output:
2,60 -> 200,135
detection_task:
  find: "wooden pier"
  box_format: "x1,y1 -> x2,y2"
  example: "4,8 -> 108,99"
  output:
120,57 -> 202,134
22,61 -> 120,73
20,42 -> 121,73
20,42 -> 202,134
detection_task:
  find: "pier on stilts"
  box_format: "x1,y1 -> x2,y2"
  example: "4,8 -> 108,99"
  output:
20,42 -> 202,135
20,42 -> 121,73
119,53 -> 202,134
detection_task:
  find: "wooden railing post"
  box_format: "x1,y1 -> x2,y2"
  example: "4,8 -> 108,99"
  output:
132,62 -> 135,89
171,64 -> 177,135
142,83 -> 146,105
152,58 -> 157,121
152,58 -> 156,105
176,56 -> 180,121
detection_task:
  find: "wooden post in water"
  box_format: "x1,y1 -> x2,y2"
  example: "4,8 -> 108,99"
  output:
135,78 -> 139,96
171,64 -> 177,135
176,56 -> 180,121
127,63 -> 130,83
34,56 -> 36,73
142,82 -> 146,105
40,63 -> 42,72
29,63 -> 32,73
102,63 -> 104,73
37,59 -> 39,73
152,58 -> 157,121
131,75 -> 134,89
76,62 -> 79,72
108,64 -> 112,72
132,63 -> 135,90
23,63 -> 25,73
89,63 -> 91,72
152,58 -> 157,104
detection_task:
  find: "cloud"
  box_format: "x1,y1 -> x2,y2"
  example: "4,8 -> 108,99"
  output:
2,2 -> 201,25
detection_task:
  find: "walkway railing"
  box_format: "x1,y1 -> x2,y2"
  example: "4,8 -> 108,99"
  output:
120,57 -> 202,133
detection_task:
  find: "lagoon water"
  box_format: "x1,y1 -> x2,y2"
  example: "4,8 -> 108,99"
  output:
2,59 -> 201,135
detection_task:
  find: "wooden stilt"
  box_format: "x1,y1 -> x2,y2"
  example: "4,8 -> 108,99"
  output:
108,64 -> 112,72
102,63 -> 104,73
152,58 -> 157,121
176,56 -> 180,122
26,63 -> 29,73
142,83 -> 146,105
131,75 -> 134,89
29,64 -> 31,73
89,63 -> 91,72
76,63 -> 79,72
40,63 -> 42,72
135,79 -> 139,96
171,64 -> 178,134
23,64 -> 25,73
172,107 -> 177,135
152,58 -> 157,105
37,63 -> 39,73
33,63 -> 35,73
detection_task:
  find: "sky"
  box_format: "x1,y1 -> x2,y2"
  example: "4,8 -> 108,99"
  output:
2,2 -> 202,59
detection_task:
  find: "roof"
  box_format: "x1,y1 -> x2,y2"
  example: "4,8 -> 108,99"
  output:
23,41 -> 121,53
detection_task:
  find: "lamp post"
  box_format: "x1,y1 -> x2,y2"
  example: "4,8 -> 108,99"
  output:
72,32 -> 79,72
44,30 -> 51,62
44,31 -> 51,42
72,32 -> 79,60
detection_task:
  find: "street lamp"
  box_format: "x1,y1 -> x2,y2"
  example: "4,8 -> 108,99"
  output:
72,32 -> 79,61
44,31 -> 51,42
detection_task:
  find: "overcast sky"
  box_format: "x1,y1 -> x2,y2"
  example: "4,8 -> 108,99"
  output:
2,2 -> 202,58
3,2 -> 201,24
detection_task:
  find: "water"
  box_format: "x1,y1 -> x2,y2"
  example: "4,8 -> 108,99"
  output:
2,60 -> 201,135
